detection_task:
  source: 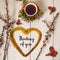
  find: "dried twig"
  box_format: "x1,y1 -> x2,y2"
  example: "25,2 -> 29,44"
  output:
3,0 -> 12,60
0,26 -> 5,48
36,13 -> 59,60
3,0 -> 9,59
5,0 -> 10,22
0,0 -> 15,59
3,20 -> 15,60
42,20 -> 50,28
0,14 -> 7,23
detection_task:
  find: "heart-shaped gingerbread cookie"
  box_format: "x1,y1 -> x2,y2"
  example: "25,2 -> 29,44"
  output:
10,27 -> 42,57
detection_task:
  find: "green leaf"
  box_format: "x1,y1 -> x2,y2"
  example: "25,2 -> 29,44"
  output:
25,16 -> 35,21
39,10 -> 44,14
16,0 -> 22,1
23,0 -> 28,4
18,10 -> 24,18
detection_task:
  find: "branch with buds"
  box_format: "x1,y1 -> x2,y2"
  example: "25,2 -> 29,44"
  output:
36,13 -> 59,60
0,0 -> 15,60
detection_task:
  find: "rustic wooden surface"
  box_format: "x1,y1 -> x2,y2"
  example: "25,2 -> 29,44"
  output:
0,0 -> 60,60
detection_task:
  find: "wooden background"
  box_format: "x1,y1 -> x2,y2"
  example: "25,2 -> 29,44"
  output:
0,0 -> 60,60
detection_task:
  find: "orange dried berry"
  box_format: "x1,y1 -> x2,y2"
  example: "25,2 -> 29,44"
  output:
52,51 -> 58,57
21,6 -> 24,11
16,19 -> 22,25
46,53 -> 52,56
49,46 -> 55,53
21,4 -> 26,11
48,6 -> 52,10
48,6 -> 56,14
46,46 -> 58,57
52,7 -> 56,12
